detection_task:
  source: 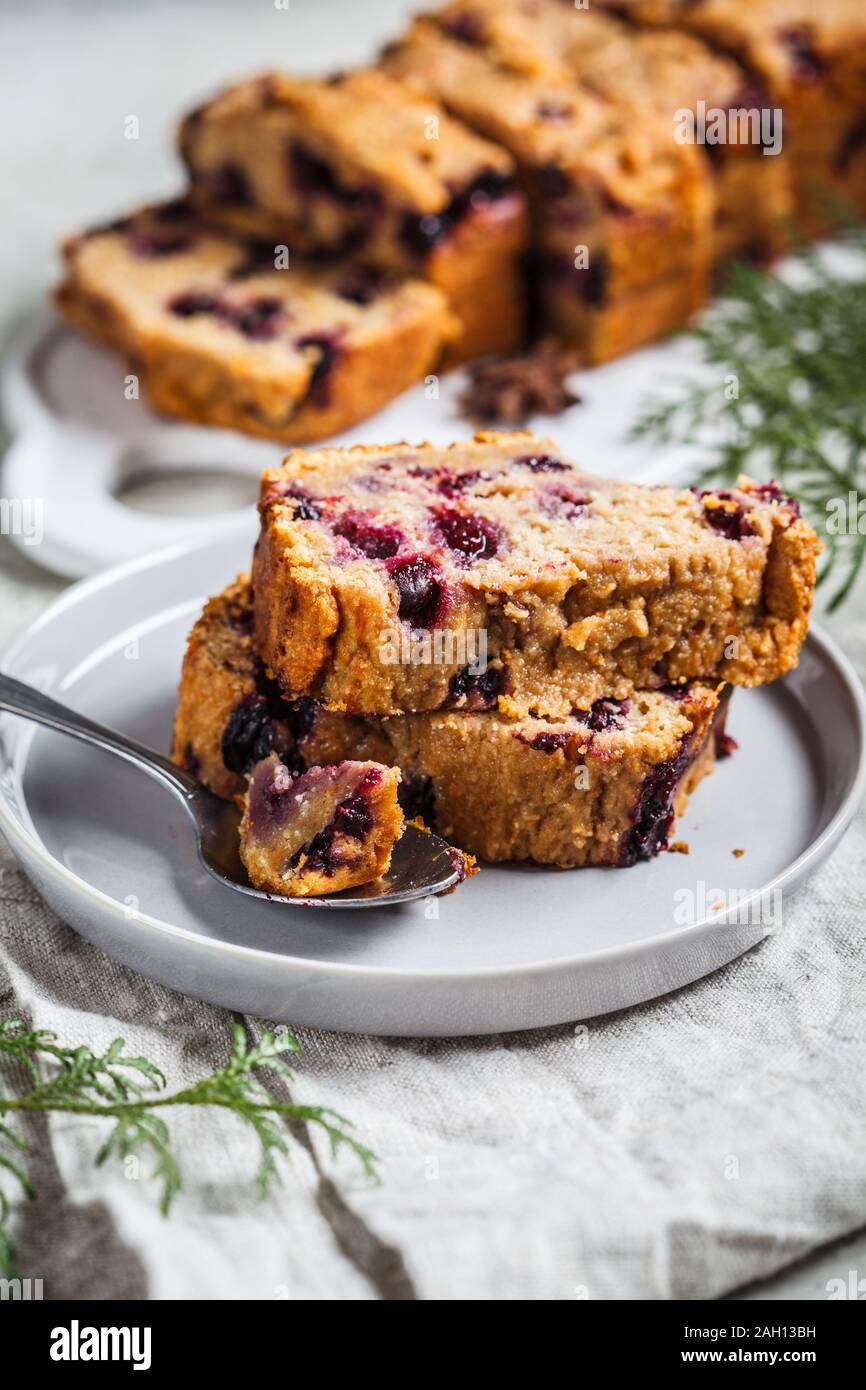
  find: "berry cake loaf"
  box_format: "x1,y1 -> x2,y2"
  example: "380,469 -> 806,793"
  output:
427,0 -> 791,264
178,69 -> 527,362
239,754 -> 404,896
380,18 -> 712,362
55,201 -> 453,444
250,432 -> 819,719
174,577 -> 731,868
597,0 -> 866,236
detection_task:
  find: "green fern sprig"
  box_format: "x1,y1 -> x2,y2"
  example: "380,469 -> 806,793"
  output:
0,1018 -> 375,1278
632,226 -> 866,609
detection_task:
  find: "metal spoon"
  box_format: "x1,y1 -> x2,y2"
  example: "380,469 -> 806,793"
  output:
0,673 -> 462,907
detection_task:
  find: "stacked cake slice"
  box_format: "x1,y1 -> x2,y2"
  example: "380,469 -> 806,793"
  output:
173,433 -> 819,889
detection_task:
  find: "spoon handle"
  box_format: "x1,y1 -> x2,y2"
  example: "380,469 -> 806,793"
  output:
0,672 -> 197,799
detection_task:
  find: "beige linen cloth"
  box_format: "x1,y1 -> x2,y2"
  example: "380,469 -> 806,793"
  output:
0,545 -> 865,1301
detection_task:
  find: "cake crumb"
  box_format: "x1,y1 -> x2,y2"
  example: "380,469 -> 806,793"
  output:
669,840 -> 689,855
732,847 -> 745,857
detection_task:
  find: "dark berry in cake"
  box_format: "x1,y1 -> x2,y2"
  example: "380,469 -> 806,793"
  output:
779,25 -> 824,82
622,737 -> 693,866
749,481 -> 800,516
228,297 -> 284,341
289,143 -> 378,211
388,556 -> 447,628
332,794 -> 374,840
333,266 -> 387,305
398,772 -> 437,826
580,698 -> 629,734
539,486 -> 591,521
514,453 -> 570,473
203,160 -> 254,205
434,508 -> 501,562
128,231 -> 194,259
515,730 -> 570,754
153,200 -> 193,223
447,663 -> 502,710
295,333 -> 341,406
440,12 -> 483,45
221,694 -> 275,774
436,469 -> 489,497
169,290 -> 220,318
334,512 -> 405,559
694,489 -> 758,541
536,101 -> 574,122
578,252 -> 610,307
228,238 -> 279,280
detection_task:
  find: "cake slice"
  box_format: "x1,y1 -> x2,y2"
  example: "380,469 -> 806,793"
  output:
174,578 -> 732,868
380,17 -> 712,360
239,755 -> 403,896
55,200 -> 454,443
178,69 -> 527,362
251,431 -> 819,719
598,0 -> 866,236
426,0 -> 791,264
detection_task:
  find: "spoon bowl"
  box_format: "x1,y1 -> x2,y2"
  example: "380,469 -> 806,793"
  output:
0,673 -> 463,907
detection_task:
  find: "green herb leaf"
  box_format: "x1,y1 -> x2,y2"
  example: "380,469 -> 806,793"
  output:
0,1018 -> 375,1278
632,226 -> 866,609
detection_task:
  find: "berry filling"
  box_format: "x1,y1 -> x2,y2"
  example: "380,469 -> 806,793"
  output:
295,332 -> 341,406
779,25 -> 825,82
201,160 -> 254,205
333,266 -> 388,304
168,290 -> 284,340
398,772 -> 437,826
622,735 -> 696,866
437,469 -> 489,497
749,480 -> 801,516
153,200 -> 193,223
129,231 -> 194,259
440,12 -> 483,45
534,163 -> 572,201
333,512 -> 405,559
169,290 -> 220,318
447,663 -> 503,710
693,488 -> 758,541
388,555 -> 447,628
515,730 -> 570,754
228,238 -> 279,280
536,101 -> 575,122
579,698 -> 629,733
288,767 -> 383,875
434,508 -> 501,562
514,453 -> 571,473
288,489 -> 323,521
399,170 -> 516,258
221,693 -> 276,774
289,142 -> 381,212
230,296 -> 284,341
539,486 -> 591,521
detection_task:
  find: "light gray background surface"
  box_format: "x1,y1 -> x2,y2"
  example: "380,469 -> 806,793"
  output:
1,0 -> 865,1301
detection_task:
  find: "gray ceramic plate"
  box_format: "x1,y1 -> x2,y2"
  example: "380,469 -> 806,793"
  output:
1,527 -> 864,1036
